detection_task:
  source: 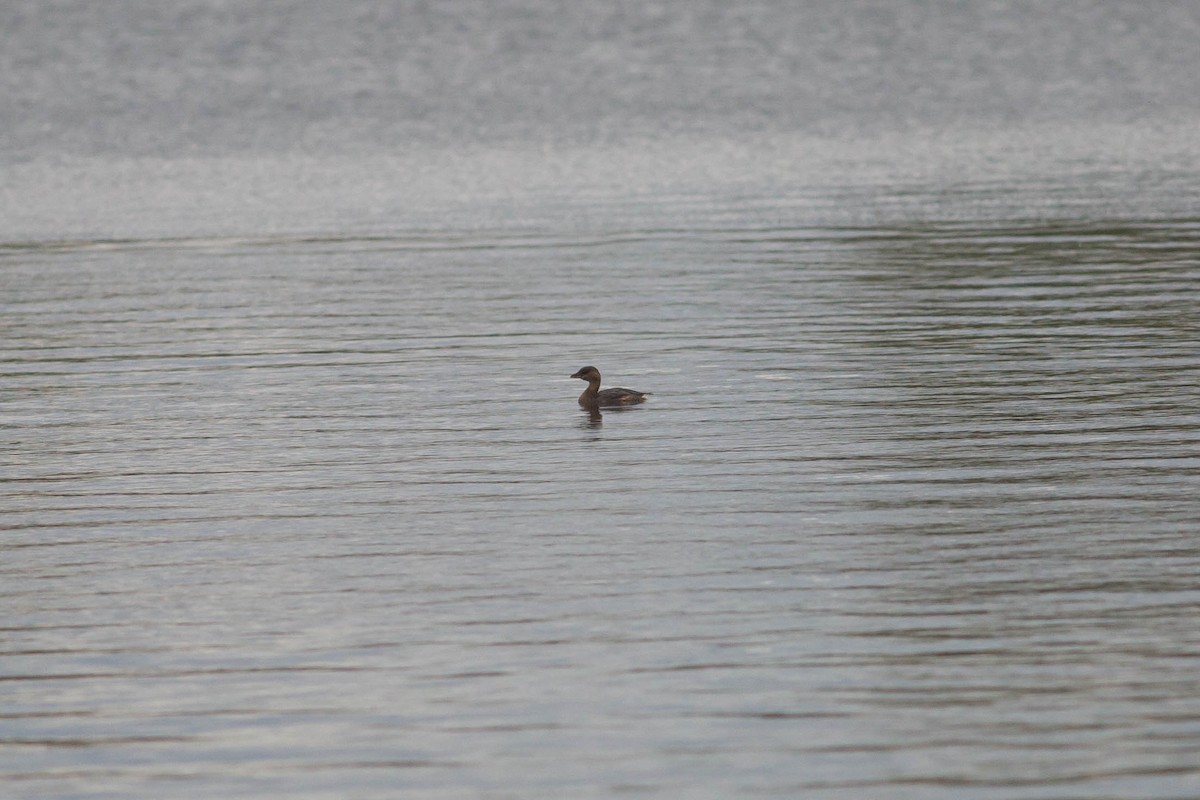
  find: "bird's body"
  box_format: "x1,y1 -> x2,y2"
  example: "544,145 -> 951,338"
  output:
570,366 -> 647,407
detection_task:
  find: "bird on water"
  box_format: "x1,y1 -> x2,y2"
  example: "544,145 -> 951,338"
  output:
570,366 -> 648,407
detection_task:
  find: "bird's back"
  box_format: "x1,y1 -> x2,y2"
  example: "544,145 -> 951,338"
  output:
597,387 -> 647,405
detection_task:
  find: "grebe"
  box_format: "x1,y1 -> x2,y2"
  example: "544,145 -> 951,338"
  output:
570,366 -> 648,407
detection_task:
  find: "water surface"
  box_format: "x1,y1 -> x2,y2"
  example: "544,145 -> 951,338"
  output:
4,1 -> 1200,798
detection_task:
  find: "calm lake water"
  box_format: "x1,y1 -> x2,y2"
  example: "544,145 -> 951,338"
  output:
4,2 -> 1200,798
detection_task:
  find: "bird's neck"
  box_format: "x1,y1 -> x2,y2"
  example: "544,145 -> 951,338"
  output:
578,378 -> 601,404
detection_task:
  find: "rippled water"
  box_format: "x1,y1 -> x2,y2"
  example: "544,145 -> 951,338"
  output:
5,212 -> 1199,798
5,0 -> 1200,797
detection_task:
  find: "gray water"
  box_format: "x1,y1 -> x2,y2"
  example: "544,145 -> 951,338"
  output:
4,2 -> 1200,798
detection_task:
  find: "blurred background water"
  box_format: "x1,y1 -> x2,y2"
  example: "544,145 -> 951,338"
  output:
3,2 -> 1199,798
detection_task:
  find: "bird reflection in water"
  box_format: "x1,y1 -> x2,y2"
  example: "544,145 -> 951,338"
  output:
578,400 -> 651,429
